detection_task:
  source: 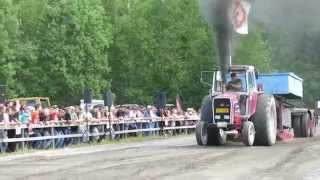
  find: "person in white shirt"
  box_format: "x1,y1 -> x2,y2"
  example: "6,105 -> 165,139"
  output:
78,108 -> 93,121
0,105 -> 9,124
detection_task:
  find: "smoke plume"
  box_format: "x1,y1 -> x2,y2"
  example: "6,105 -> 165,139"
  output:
200,0 -> 234,83
200,0 -> 320,80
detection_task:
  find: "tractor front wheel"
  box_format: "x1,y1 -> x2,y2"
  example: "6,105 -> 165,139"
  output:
242,121 -> 255,146
211,128 -> 227,145
196,95 -> 213,146
195,121 -> 209,146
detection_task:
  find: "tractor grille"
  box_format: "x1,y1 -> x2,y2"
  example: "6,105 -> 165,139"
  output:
214,98 -> 231,123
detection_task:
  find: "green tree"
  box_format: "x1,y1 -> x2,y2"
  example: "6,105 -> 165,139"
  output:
0,0 -> 22,97
33,0 -> 113,105
107,0 -> 215,108
234,29 -> 272,72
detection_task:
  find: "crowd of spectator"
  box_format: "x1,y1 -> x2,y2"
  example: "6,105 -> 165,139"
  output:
0,101 -> 200,126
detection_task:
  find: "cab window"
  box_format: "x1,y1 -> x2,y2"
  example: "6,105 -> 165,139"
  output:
248,72 -> 256,91
26,100 -> 36,107
226,71 -> 247,92
40,99 -> 49,108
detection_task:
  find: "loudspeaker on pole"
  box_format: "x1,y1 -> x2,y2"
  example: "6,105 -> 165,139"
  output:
155,92 -> 166,109
0,85 -> 6,104
103,90 -> 113,108
84,88 -> 92,104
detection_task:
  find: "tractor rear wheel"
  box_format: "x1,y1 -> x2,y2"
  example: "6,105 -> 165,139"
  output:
292,115 -> 302,137
310,120 -> 316,137
253,94 -> 277,146
200,96 -> 213,122
301,113 -> 310,137
242,121 -> 255,146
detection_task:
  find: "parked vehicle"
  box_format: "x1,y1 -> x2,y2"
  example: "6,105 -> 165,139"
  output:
11,97 -> 51,108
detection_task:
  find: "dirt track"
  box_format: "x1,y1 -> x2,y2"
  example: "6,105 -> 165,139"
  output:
0,135 -> 320,180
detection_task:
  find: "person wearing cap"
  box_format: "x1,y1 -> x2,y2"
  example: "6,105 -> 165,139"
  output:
226,72 -> 242,91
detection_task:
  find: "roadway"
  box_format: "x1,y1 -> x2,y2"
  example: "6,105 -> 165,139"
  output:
0,135 -> 320,180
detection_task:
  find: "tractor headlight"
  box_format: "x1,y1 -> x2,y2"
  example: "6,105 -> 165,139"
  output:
215,115 -> 221,119
224,115 -> 230,119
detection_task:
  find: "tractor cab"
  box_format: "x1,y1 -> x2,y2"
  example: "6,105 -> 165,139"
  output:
208,65 -> 258,95
206,65 -> 259,123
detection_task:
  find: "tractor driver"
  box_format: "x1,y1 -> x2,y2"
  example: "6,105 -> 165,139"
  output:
226,72 -> 242,91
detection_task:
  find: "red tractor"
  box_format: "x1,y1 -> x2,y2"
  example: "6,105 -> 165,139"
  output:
196,65 -> 316,146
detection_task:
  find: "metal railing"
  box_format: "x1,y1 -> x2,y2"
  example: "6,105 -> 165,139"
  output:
0,117 -> 200,152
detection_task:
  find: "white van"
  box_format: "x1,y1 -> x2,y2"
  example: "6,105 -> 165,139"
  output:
80,99 -> 105,110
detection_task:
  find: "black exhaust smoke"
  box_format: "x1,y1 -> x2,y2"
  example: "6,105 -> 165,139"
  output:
200,0 -> 320,77
200,0 -> 234,83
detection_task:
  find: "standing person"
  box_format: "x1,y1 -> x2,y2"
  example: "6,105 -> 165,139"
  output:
64,108 -> 72,122
70,107 -> 78,121
0,105 -> 9,124
78,107 -> 86,121
91,108 -> 97,119
143,107 -> 152,136
75,107 -> 82,120
8,107 -> 19,123
0,105 -> 8,152
83,108 -> 93,121
50,105 -> 59,121
96,107 -> 102,119
39,107 -> 48,123
172,108 -> 180,134
157,108 -> 166,136
31,104 -> 41,124
18,106 -> 30,124
15,100 -> 21,113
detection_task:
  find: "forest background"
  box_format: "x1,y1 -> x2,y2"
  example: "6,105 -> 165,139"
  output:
1,0 -> 319,108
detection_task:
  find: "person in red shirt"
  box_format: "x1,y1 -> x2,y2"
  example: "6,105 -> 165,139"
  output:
31,104 -> 41,124
50,105 -> 59,121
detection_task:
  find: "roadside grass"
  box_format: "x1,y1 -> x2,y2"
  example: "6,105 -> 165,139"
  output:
72,132 -> 192,147
0,146 -> 38,157
0,132 -> 193,157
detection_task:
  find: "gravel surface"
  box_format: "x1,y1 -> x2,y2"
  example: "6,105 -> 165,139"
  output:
0,135 -> 320,180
